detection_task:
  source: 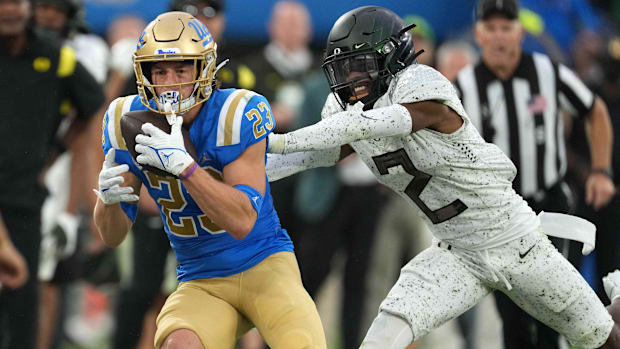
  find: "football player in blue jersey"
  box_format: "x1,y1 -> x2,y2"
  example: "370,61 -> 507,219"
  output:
92,11 -> 326,349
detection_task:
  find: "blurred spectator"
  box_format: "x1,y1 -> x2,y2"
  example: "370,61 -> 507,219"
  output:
403,14 -> 436,67
519,0 -> 604,62
32,1 -> 110,347
241,0 -> 318,257
455,1 -> 615,348
243,0 -> 317,131
436,40 -> 478,82
0,0 -> 104,348
571,29 -> 605,88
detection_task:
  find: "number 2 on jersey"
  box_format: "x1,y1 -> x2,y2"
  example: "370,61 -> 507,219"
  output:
372,149 -> 467,224
145,171 -> 224,236
244,101 -> 274,139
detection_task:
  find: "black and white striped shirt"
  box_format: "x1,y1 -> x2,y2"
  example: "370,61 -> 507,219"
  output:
455,52 -> 595,199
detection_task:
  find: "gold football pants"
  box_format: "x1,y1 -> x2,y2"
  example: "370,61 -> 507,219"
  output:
154,251 -> 326,349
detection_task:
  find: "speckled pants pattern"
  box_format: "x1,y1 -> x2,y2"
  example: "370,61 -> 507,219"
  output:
378,231 -> 613,348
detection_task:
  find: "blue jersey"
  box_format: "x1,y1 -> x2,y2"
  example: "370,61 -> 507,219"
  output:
101,89 -> 293,281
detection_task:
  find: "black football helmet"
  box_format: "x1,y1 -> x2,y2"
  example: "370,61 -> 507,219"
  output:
322,6 -> 423,109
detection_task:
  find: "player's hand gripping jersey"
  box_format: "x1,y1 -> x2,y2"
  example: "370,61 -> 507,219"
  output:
321,64 -> 539,248
102,89 -> 293,281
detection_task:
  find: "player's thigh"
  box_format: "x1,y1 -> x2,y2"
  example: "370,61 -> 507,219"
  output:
154,281 -> 253,349
503,236 -> 613,349
241,252 -> 326,349
379,246 -> 490,341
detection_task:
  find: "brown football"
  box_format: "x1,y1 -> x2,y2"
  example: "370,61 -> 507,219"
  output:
120,110 -> 198,178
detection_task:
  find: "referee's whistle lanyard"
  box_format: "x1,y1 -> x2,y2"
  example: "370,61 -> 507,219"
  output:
434,212 -> 596,291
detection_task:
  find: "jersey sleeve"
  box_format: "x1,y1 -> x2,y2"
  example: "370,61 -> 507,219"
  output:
391,65 -> 459,105
58,45 -> 105,120
557,62 -> 595,119
215,90 -> 275,166
101,96 -> 140,221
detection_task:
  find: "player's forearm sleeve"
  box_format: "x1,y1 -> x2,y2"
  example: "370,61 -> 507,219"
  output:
266,147 -> 341,182
268,104 -> 412,154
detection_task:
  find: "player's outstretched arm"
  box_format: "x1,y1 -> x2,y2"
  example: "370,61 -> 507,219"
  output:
93,149 -> 140,247
268,104 -> 412,154
266,147 -> 343,182
268,101 -> 462,154
180,139 -> 268,240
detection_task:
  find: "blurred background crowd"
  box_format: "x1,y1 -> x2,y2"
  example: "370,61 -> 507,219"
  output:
0,0 -> 619,348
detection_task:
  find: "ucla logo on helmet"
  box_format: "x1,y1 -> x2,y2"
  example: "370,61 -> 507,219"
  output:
137,31 -> 146,50
188,19 -> 212,46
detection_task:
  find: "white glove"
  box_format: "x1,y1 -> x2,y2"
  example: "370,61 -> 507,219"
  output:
135,116 -> 194,176
93,148 -> 139,205
603,269 -> 620,303
38,211 -> 80,281
50,211 -> 79,258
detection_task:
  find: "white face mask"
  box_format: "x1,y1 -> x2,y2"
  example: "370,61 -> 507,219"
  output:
158,90 -> 196,124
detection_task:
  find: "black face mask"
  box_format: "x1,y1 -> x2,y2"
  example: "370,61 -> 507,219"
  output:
323,50 -> 387,109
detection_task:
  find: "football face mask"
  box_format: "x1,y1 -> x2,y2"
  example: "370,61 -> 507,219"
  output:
323,51 -> 382,107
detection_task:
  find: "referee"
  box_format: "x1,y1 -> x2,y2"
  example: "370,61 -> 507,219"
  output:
455,0 -> 616,348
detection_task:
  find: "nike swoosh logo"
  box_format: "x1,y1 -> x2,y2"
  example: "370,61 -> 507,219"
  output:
519,243 -> 537,259
354,43 -> 365,49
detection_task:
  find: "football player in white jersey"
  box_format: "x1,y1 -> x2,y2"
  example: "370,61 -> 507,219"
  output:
267,6 -> 620,349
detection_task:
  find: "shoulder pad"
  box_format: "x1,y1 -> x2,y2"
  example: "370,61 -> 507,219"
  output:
215,89 -> 259,146
104,95 -> 139,150
321,93 -> 343,120
390,65 -> 456,104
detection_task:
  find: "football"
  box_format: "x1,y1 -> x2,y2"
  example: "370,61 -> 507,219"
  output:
120,110 -> 198,178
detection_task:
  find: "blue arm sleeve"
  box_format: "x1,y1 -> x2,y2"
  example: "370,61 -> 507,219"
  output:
233,184 -> 264,214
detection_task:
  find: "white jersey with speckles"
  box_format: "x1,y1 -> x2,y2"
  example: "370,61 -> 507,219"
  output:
322,64 -> 539,248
